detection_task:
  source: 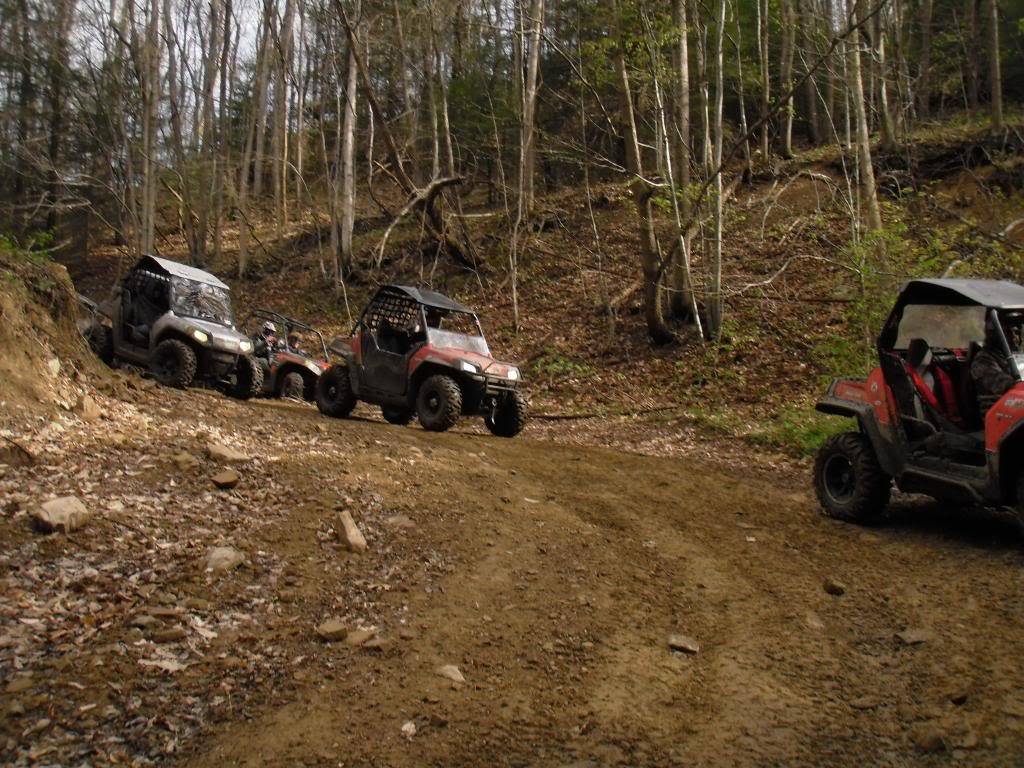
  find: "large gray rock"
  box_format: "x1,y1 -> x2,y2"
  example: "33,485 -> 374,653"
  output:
205,546 -> 245,573
316,618 -> 348,641
0,439 -> 35,467
667,634 -> 700,654
32,496 -> 92,533
436,664 -> 465,683
206,441 -> 251,464
211,469 -> 240,489
72,394 -> 101,421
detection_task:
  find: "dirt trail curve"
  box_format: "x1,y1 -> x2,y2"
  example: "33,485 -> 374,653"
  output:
3,384 -> 1024,767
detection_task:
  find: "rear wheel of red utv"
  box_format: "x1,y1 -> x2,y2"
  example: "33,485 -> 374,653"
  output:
417,375 -> 462,432
316,364 -> 357,418
382,407 -> 414,426
151,339 -> 197,389
486,390 -> 527,438
814,432 -> 891,524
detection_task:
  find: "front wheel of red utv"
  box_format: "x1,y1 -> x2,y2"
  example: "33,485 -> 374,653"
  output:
813,432 -> 891,524
486,390 -> 527,438
316,365 -> 357,418
417,375 -> 462,432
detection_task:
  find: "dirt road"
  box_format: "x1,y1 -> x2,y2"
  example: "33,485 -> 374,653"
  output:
3,382 -> 1024,766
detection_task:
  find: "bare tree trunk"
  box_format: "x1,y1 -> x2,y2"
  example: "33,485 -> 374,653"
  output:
614,1 -> 673,346
45,0 -> 75,233
140,0 -> 161,255
519,0 -> 544,215
779,0 -> 796,158
917,0 -> 933,117
253,7 -> 275,197
272,0 -> 295,233
670,0 -> 695,318
339,13 -> 358,273
798,0 -> 821,145
964,0 -> 980,110
851,0 -> 882,231
707,0 -> 727,339
875,9 -> 898,151
987,0 -> 1003,132
756,0 -> 771,161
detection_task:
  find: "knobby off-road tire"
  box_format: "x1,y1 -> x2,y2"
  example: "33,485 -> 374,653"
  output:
382,407 -> 414,426
84,323 -> 114,366
151,339 -> 198,389
229,355 -> 263,400
813,432 -> 891,524
280,371 -> 305,400
417,374 -> 462,432
485,390 -> 527,438
316,364 -> 357,418
1015,474 -> 1024,533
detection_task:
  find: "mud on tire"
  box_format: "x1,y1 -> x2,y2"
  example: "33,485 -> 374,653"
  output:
813,431 -> 891,524
486,390 -> 527,438
316,364 -> 357,418
416,374 -> 462,432
229,355 -> 263,400
151,339 -> 198,389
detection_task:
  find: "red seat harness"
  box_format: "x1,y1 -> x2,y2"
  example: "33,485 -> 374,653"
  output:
905,362 -> 961,425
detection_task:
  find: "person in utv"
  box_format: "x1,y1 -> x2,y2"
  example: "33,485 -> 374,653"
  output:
971,319 -> 1017,412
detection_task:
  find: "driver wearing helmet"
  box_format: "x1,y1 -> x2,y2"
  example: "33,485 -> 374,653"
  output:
972,317 -> 1017,413
254,320 -> 278,358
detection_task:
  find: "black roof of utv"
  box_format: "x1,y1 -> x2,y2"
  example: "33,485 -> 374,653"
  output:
900,278 -> 1024,309
381,285 -> 474,314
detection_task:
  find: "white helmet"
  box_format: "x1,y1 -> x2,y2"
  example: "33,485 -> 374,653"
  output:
261,320 -> 277,337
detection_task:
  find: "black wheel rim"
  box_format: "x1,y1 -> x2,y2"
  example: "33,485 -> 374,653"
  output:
425,390 -> 441,415
153,351 -> 175,380
823,454 -> 856,504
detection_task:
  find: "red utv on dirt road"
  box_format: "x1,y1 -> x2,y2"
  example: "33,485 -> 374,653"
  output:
316,285 -> 526,436
814,278 -> 1024,525
249,309 -> 330,400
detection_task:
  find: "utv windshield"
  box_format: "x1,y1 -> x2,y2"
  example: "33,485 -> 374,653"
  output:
894,304 -> 986,350
426,310 -> 490,356
170,277 -> 234,326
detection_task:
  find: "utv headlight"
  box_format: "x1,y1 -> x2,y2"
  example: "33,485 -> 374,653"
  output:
506,367 -> 520,381
305,360 -> 321,374
238,339 -> 253,353
459,360 -> 480,373
190,328 -> 209,344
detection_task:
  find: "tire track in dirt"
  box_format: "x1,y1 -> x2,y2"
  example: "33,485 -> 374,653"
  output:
180,404 -> 1024,767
